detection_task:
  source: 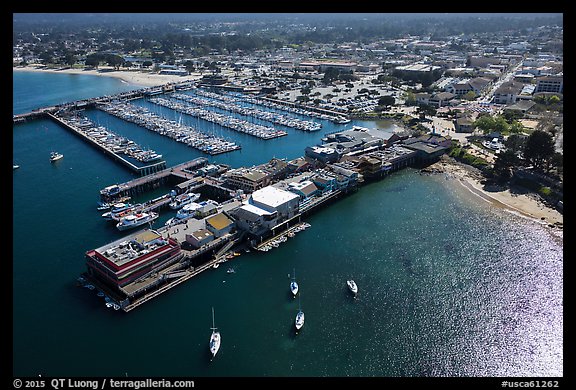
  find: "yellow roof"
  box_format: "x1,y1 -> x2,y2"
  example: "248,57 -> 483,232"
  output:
206,213 -> 233,230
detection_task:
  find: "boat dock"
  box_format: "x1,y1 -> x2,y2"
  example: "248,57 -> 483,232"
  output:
99,157 -> 209,201
47,112 -> 166,175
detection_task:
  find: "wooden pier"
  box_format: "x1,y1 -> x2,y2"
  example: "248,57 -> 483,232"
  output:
100,157 -> 208,201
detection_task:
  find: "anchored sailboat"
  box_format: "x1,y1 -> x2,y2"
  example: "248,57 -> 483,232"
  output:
295,293 -> 305,333
290,268 -> 299,298
209,307 -> 221,360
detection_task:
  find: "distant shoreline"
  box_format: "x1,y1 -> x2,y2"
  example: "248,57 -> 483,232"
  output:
13,65 -> 202,87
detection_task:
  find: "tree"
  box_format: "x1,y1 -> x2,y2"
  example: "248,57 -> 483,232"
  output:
463,91 -> 477,101
416,104 -> 437,119
550,152 -> 563,174
378,95 -> 395,107
184,60 -> 195,73
493,150 -> 519,183
142,60 -> 153,68
84,54 -> 101,69
64,53 -> 76,67
523,130 -> 555,170
508,121 -> 525,134
106,54 -> 124,70
504,134 -> 527,157
39,51 -> 53,64
473,115 -> 509,134
403,91 -> 417,106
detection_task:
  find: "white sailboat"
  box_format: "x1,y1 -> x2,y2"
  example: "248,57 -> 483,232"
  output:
209,307 -> 221,359
347,280 -> 358,296
290,268 -> 298,298
295,294 -> 305,333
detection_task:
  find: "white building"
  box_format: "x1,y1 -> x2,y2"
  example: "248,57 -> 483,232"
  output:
233,203 -> 277,235
250,186 -> 300,222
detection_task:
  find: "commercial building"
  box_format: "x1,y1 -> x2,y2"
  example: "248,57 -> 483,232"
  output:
85,230 -> 182,292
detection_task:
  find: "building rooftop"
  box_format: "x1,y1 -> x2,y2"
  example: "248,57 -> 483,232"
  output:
206,213 -> 234,231
94,229 -> 174,268
251,185 -> 300,208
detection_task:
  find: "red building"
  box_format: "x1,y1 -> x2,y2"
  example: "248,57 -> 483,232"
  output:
85,229 -> 181,291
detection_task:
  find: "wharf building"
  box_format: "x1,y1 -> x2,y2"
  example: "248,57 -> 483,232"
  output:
84,230 -> 183,305
306,126 -> 403,164
222,158 -> 292,193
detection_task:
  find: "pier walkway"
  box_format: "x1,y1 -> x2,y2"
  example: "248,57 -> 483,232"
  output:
100,157 -> 208,201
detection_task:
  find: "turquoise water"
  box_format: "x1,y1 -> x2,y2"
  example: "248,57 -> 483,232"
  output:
12,71 -> 563,377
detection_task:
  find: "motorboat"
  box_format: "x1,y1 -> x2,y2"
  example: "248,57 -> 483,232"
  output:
169,192 -> 201,210
101,202 -> 134,220
210,307 -> 221,359
116,212 -> 158,231
50,151 -> 63,162
140,151 -> 163,163
96,201 -> 111,211
175,202 -> 202,219
13,164 -> 20,170
347,280 -> 358,296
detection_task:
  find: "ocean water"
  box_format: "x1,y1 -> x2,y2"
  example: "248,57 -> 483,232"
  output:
12,70 -> 563,378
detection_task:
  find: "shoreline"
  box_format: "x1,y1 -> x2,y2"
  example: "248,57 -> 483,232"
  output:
427,157 -> 563,237
13,65 -> 201,87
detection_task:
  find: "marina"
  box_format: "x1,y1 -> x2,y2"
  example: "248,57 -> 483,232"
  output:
98,99 -> 242,155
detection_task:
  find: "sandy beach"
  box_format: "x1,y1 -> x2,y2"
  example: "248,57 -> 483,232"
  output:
427,156 -> 563,236
13,65 -> 201,87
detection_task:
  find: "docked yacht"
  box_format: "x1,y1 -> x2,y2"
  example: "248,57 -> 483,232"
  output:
101,202 -> 134,220
116,212 -> 159,231
347,280 -> 358,296
50,151 -> 64,162
140,151 -> 163,163
169,192 -> 201,210
335,116 -> 351,124
175,201 -> 203,220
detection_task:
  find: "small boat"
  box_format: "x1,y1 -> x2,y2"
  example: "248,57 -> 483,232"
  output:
102,202 -> 133,219
209,307 -> 221,359
295,294 -> 304,332
226,267 -> 235,274
212,263 -> 220,269
347,280 -> 358,296
290,268 -> 299,298
13,164 -> 20,170
96,201 -> 111,211
50,151 -> 63,162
